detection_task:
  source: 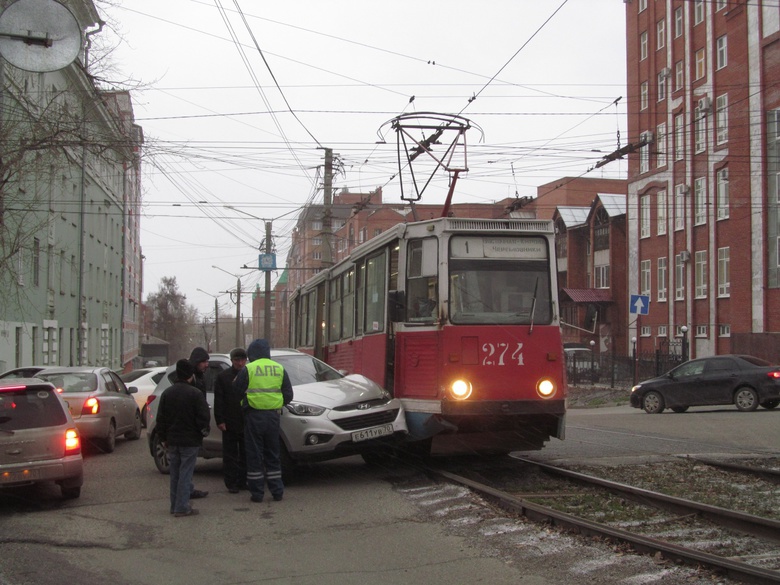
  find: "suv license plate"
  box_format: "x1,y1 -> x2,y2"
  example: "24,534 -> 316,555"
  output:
1,468 -> 41,483
351,424 -> 393,443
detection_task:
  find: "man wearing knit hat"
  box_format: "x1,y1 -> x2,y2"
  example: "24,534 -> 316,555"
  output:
215,347 -> 249,493
156,359 -> 211,517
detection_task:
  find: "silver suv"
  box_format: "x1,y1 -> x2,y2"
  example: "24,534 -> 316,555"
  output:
146,350 -> 408,476
0,378 -> 84,499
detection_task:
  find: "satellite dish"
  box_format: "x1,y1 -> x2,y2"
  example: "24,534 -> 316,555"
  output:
0,0 -> 82,72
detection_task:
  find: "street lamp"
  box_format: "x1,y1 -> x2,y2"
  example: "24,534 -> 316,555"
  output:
196,289 -> 220,353
631,336 -> 638,387
589,339 -> 596,383
213,265 -> 242,348
680,325 -> 689,362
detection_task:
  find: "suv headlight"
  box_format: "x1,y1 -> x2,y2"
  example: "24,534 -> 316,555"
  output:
285,402 -> 326,416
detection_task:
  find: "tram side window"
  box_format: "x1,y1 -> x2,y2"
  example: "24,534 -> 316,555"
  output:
305,291 -> 317,346
328,278 -> 341,342
407,238 -> 438,321
356,262 -> 365,335
342,269 -> 355,339
364,251 -> 386,333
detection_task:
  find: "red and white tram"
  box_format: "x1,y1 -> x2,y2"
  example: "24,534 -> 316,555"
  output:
289,217 -> 566,456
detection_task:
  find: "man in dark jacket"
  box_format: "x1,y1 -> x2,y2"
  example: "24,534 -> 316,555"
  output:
215,347 -> 249,493
234,339 -> 293,503
188,346 -> 210,398
156,359 -> 211,517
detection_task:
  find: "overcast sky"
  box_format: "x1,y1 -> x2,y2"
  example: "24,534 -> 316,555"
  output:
106,0 -> 628,321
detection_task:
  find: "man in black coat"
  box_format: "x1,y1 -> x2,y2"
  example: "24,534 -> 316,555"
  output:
156,359 -> 211,517
188,346 -> 210,398
215,347 -> 249,493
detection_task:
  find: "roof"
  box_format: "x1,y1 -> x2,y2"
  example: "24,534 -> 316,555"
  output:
597,193 -> 626,217
561,288 -> 613,303
556,206 -> 590,228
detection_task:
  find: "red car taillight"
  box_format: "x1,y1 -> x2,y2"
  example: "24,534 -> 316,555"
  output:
64,428 -> 81,455
82,397 -> 100,415
768,370 -> 780,379
145,395 -> 157,407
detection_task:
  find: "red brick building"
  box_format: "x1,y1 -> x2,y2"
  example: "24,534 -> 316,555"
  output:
626,0 -> 780,361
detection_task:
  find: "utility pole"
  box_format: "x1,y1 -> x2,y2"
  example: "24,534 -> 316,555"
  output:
264,221 -> 272,340
323,148 -> 333,266
235,277 -> 241,348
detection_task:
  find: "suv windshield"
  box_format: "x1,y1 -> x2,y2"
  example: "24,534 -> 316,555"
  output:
0,385 -> 67,430
275,355 -> 343,386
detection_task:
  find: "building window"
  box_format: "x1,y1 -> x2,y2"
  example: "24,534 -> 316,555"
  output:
695,49 -> 706,80
641,326 -> 651,337
716,167 -> 729,219
640,195 -> 650,237
640,137 -> 649,173
674,184 -> 686,231
694,105 -> 707,153
657,190 -> 667,235
640,82 -> 649,110
674,114 -> 684,161
33,238 -> 40,287
312,237 -> 322,246
694,250 -> 707,298
718,247 -> 730,296
694,177 -> 706,225
716,35 -> 727,70
658,325 -> 668,337
694,0 -> 704,25
675,253 -> 685,300
674,7 -> 684,38
715,94 -> 728,144
696,324 -> 708,337
657,72 -> 666,102
673,61 -> 683,92
594,265 -> 610,289
718,323 -> 730,337
657,257 -> 668,301
312,251 -> 322,260
640,260 -> 651,295
656,123 -> 667,167
639,0 -> 647,12
311,220 -> 322,231
640,31 -> 648,61
657,19 -> 665,50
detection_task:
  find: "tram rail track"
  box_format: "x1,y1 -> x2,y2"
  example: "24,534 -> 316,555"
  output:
424,457 -> 780,584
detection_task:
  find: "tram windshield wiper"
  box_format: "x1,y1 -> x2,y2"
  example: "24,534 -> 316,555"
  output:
529,276 -> 539,334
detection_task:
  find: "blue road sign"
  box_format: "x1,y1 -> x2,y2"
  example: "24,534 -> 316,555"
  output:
630,294 -> 650,315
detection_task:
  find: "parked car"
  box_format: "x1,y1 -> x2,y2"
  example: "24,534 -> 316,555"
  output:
0,378 -> 84,499
119,366 -> 167,427
146,350 -> 408,476
35,367 -> 142,453
563,345 -> 600,383
0,366 -> 49,380
630,354 -> 780,414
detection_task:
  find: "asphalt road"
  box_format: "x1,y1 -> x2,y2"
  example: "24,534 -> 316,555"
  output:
0,405 -> 777,585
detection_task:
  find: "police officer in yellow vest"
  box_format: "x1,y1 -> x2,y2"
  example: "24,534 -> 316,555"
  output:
233,338 -> 293,503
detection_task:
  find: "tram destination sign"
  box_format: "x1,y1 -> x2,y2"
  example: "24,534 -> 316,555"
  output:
451,236 -> 547,259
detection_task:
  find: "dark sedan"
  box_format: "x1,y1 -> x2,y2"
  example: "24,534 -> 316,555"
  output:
630,354 -> 780,414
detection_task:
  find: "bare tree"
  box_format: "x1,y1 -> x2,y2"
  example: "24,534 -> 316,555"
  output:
146,277 -> 200,360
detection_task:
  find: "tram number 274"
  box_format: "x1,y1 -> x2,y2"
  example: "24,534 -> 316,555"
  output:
481,342 -> 524,366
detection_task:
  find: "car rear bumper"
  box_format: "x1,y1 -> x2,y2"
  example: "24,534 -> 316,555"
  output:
0,456 -> 83,488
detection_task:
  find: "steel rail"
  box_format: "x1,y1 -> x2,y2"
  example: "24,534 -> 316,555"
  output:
512,456 -> 780,543
684,456 -> 780,484
427,466 -> 780,584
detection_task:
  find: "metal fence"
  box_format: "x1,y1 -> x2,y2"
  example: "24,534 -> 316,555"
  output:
566,339 -> 688,389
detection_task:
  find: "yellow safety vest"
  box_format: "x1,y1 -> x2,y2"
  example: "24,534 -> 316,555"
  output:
245,358 -> 285,410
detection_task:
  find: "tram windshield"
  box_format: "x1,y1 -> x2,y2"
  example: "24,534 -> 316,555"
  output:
448,235 -> 553,325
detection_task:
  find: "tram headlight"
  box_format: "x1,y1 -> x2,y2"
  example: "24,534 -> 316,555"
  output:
449,379 -> 473,400
536,378 -> 556,399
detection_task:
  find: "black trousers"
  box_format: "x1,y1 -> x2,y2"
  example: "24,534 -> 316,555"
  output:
221,428 -> 247,490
